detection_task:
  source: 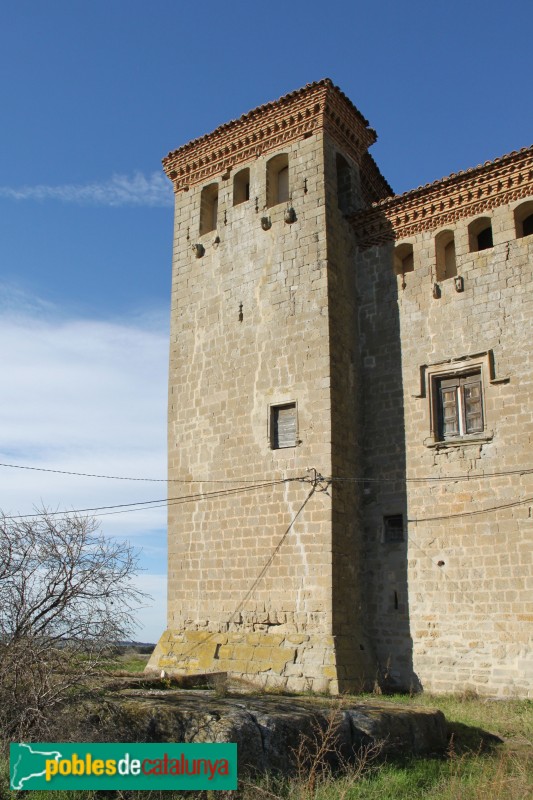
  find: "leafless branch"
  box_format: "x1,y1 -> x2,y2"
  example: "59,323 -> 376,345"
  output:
0,509 -> 148,741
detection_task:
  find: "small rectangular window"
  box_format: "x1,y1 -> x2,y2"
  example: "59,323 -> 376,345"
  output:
270,403 -> 297,449
436,371 -> 483,440
383,515 -> 404,543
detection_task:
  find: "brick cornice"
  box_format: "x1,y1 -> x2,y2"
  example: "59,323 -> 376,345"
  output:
163,80 -> 377,193
351,146 -> 533,247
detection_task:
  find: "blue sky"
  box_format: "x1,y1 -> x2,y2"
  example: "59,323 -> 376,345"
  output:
0,1 -> 531,641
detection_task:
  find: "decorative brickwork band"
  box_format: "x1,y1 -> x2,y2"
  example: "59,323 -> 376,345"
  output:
352,146 -> 533,247
162,80 -> 380,193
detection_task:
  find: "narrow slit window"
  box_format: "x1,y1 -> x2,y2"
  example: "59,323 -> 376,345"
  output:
270,403 -> 297,449
199,183 -> 218,235
435,230 -> 457,281
266,154 -> 289,207
233,168 -> 250,206
336,153 -> 352,213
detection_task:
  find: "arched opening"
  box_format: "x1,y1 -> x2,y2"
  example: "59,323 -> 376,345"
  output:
199,183 -> 218,235
233,168 -> 250,206
468,217 -> 493,252
393,243 -> 414,284
435,230 -> 457,281
336,153 -> 352,213
266,154 -> 289,207
514,200 -> 533,238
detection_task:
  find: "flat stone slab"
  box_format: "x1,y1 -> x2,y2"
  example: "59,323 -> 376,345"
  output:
86,689 -> 447,774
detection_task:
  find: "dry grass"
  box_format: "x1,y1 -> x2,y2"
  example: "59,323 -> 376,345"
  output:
1,693 -> 530,799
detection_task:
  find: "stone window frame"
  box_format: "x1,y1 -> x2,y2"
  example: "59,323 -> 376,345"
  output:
268,401 -> 298,450
266,153 -> 290,208
415,351 -> 509,448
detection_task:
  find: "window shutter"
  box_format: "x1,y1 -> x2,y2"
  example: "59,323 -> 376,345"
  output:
272,403 -> 297,449
439,380 -> 459,437
462,377 -> 483,433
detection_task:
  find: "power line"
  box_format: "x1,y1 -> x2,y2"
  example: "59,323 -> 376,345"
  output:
4,481 -> 530,523
164,483 -> 318,662
0,461 -> 271,484
328,468 -> 533,483
1,460 -> 533,485
408,495 -> 533,523
0,462 -> 167,481
1,478 -> 299,521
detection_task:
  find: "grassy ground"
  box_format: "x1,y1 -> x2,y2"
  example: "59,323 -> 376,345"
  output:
1,693 -> 531,799
95,650 -> 152,674
247,693 -> 532,800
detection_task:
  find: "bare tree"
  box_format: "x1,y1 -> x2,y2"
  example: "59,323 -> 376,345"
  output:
0,509 -> 147,741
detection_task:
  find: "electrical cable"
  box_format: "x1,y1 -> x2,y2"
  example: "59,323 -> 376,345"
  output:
327,467 -> 533,483
408,495 -> 533,523
167,483 -> 318,661
0,461 -> 274,484
1,460 -> 533,485
1,478 -> 300,521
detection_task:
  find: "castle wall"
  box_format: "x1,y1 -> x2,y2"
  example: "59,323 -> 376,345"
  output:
358,199 -> 533,696
148,81 -> 532,697
153,131 -> 344,690
322,134 -> 377,689
356,240 -> 413,690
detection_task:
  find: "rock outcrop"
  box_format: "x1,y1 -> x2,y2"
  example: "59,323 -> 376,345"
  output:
82,687 -> 447,775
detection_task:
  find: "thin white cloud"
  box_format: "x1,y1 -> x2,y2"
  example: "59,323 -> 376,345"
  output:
0,302 -> 168,521
0,171 -> 173,207
0,290 -> 170,641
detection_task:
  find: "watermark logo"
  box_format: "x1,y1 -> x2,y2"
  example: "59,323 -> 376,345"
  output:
10,743 -> 237,791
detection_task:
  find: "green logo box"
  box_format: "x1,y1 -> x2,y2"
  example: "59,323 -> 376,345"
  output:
10,742 -> 237,791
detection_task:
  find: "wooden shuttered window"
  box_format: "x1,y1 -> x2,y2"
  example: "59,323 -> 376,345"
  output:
463,377 -> 483,433
270,403 -> 297,449
437,372 -> 483,440
440,380 -> 460,437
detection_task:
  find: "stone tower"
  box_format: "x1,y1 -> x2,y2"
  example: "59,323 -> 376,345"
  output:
148,81 -> 533,697
148,80 -> 391,692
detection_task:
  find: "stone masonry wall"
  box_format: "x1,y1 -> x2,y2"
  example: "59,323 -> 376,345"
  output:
149,82 -> 532,697
322,133 -> 377,690
149,131 -> 345,691
358,199 -> 533,696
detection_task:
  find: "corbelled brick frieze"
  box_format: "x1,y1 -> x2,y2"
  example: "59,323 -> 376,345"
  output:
351,146 -> 533,247
162,79 -> 380,193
